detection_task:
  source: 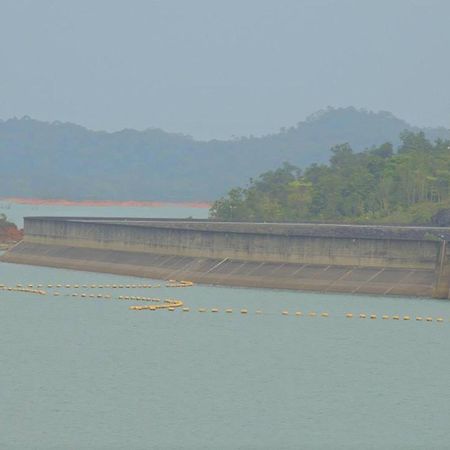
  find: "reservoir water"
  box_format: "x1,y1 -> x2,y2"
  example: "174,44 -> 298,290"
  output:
1,202 -> 450,449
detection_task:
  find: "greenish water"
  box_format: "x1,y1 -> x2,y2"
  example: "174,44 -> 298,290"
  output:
2,204 -> 450,449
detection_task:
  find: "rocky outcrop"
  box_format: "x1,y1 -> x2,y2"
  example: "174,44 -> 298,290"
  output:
0,225 -> 23,244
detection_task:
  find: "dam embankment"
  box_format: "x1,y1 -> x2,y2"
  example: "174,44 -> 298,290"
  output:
2,217 -> 450,298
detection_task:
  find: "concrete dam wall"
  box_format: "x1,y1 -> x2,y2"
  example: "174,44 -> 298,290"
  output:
3,217 -> 450,298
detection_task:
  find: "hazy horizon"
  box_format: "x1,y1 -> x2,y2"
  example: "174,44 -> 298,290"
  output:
1,0 -> 450,139
0,106 -> 427,141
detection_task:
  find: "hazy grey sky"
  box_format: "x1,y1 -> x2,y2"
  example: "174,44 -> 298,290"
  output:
1,0 -> 449,139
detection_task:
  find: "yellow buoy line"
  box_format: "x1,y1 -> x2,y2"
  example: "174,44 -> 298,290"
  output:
1,282 -> 448,323
150,308 -> 448,323
0,285 -> 184,308
8,281 -> 195,289
165,280 -> 195,288
0,280 -> 193,311
151,306 -> 447,323
0,284 -> 46,295
129,299 -> 184,311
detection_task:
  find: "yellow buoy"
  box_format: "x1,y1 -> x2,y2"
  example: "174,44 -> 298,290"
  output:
370,314 -> 376,319
382,315 -> 389,320
295,311 -> 303,316
426,317 -> 433,322
392,315 -> 400,320
436,317 -> 444,322
403,316 -> 410,321
345,313 -> 353,318
416,316 -> 423,321
308,312 -> 317,317
240,309 -> 248,314
321,312 -> 329,317
225,308 -> 233,313
211,308 -> 219,313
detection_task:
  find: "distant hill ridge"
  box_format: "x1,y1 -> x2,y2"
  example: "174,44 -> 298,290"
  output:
0,107 -> 449,201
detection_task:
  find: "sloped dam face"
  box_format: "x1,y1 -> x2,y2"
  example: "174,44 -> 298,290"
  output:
3,217 -> 450,299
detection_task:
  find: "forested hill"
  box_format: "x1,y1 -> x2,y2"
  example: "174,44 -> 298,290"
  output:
0,107 -> 449,201
210,133 -> 450,225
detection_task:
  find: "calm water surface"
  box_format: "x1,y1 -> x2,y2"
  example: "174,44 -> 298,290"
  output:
1,204 -> 450,449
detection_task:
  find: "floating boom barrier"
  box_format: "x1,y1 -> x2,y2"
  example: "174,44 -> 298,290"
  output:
129,299 -> 184,311
1,281 -> 449,324
0,280 -> 192,311
165,280 -> 195,288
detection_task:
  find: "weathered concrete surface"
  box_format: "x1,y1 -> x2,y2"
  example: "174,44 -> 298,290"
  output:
2,217 -> 450,298
3,242 -> 435,297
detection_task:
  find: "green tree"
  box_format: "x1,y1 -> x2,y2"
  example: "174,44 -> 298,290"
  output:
210,133 -> 450,225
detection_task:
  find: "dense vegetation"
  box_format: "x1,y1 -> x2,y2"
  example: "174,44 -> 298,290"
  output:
210,132 -> 450,225
0,213 -> 14,227
0,108 -> 449,201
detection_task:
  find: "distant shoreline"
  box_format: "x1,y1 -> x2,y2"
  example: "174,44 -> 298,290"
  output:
1,197 -> 211,209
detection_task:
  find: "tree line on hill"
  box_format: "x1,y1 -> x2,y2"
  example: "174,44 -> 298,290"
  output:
0,107 -> 449,201
209,131 -> 450,225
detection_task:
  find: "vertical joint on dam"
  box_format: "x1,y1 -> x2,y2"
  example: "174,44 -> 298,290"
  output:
433,239 -> 450,299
